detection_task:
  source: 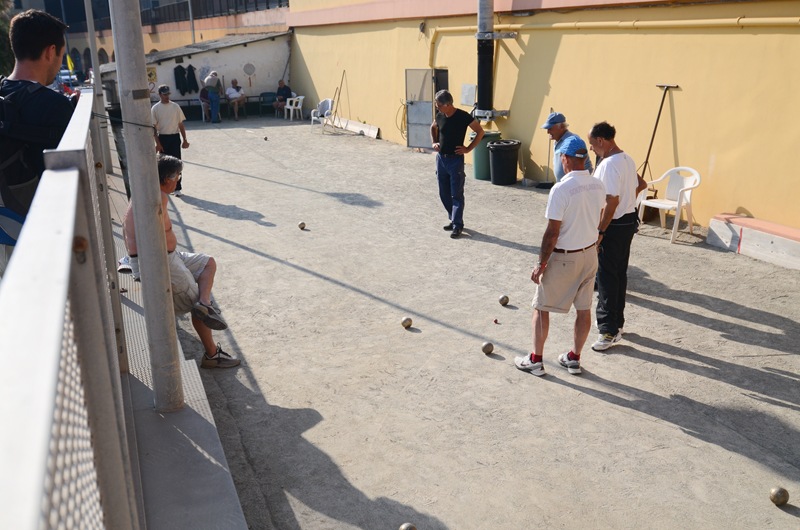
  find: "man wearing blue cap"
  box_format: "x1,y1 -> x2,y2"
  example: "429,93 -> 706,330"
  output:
541,112 -> 593,182
515,135 -> 606,376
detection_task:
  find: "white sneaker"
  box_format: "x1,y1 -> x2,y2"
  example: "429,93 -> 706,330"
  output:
117,255 -> 131,273
591,330 -> 623,352
174,190 -> 183,197
558,352 -> 582,375
514,354 -> 546,376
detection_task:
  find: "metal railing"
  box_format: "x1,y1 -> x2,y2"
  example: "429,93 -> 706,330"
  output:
0,89 -> 140,529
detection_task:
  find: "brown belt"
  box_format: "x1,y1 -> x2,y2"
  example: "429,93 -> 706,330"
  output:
553,243 -> 596,254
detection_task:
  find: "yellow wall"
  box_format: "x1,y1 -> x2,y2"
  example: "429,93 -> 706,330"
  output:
290,0 -> 374,12
290,1 -> 800,228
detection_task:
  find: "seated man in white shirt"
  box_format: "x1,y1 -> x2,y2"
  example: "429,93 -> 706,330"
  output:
225,78 -> 247,120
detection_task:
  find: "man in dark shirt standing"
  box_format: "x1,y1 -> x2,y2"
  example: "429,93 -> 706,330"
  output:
430,89 -> 484,238
0,9 -> 74,278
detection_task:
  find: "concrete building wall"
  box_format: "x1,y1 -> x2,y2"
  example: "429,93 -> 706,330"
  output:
100,35 -> 291,106
70,8 -> 289,67
288,0 -> 800,229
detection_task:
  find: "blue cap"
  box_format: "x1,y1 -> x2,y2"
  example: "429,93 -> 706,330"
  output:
540,112 -> 566,129
558,135 -> 588,159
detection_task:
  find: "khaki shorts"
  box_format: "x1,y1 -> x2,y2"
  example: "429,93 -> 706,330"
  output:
532,249 -> 598,313
168,251 -> 210,314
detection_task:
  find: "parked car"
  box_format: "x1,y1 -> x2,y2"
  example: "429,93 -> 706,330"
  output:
57,69 -> 80,88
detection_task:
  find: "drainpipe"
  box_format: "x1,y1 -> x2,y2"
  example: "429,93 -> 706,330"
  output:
476,0 -> 494,118
82,0 -> 114,173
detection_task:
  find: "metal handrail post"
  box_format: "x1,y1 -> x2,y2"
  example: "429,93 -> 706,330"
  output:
82,0 -> 114,171
70,173 -> 139,530
87,94 -> 130,373
109,0 -> 185,411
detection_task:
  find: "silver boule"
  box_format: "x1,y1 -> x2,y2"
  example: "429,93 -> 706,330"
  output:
770,486 -> 789,506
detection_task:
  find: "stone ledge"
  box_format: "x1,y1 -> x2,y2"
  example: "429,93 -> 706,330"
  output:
110,177 -> 247,529
707,213 -> 800,270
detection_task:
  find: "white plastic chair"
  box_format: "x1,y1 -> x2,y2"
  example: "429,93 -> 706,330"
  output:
310,98 -> 334,125
285,94 -> 304,120
638,166 -> 701,243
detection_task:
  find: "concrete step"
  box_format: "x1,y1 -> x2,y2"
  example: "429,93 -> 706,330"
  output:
707,213 -> 800,270
111,184 -> 247,529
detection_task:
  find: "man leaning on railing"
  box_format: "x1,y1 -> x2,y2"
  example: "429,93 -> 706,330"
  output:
0,10 -> 78,278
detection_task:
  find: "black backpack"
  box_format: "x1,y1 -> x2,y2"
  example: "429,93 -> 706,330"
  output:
0,77 -> 61,245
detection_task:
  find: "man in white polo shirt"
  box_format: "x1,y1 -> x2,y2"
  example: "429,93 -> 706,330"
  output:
515,135 -> 606,376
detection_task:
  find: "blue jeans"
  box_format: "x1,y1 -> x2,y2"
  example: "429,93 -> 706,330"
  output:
436,153 -> 466,229
209,91 -> 221,123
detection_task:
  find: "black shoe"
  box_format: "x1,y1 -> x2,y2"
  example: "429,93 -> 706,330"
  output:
450,227 -> 462,239
443,223 -> 454,231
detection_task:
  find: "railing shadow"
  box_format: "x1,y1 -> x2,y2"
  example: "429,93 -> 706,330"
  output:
465,228 -> 540,254
178,195 -> 276,227
545,372 -> 800,479
193,361 -> 449,529
620,333 -> 800,408
627,266 -> 798,355
182,161 -> 383,209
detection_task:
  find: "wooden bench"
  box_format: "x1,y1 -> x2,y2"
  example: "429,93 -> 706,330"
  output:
171,97 -> 261,121
707,213 -> 800,270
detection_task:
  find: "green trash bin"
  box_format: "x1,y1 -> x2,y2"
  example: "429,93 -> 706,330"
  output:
470,130 -> 501,181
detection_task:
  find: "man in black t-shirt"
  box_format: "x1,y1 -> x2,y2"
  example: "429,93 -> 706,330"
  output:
430,90 -> 484,238
0,9 -> 75,278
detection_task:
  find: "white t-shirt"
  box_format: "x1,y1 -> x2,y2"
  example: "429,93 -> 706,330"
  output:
545,170 -> 607,250
593,152 -> 638,219
226,86 -> 245,100
151,101 -> 186,135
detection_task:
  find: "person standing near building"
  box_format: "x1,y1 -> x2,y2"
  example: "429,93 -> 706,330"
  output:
541,112 -> 593,182
203,71 -> 222,124
429,89 -> 484,239
0,9 -> 75,278
151,84 -> 190,196
515,136 -> 606,376
587,121 -> 640,351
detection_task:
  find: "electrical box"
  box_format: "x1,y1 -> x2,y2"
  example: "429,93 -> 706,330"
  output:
461,84 -> 476,106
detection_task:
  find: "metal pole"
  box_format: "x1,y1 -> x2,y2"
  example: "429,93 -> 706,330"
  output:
58,0 -> 72,71
188,0 -> 196,44
476,0 -> 494,115
641,84 -> 679,180
108,0 -> 185,411
82,0 -> 114,173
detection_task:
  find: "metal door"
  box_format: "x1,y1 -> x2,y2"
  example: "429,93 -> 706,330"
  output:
405,69 -> 434,149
